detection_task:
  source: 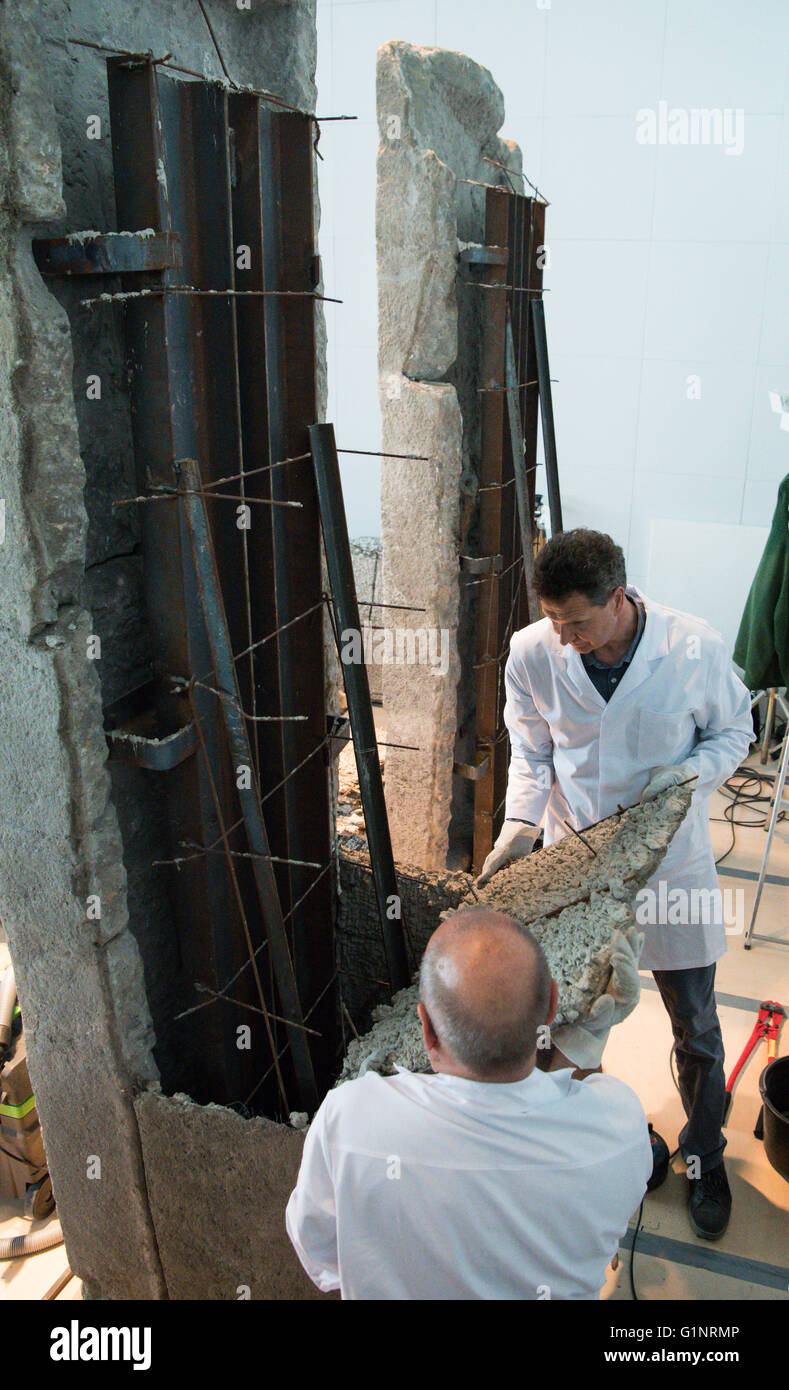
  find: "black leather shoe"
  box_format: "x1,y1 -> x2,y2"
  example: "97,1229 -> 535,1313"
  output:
647,1124 -> 669,1191
687,1161 -> 731,1240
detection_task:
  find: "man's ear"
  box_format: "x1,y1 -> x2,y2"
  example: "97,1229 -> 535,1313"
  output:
418,1001 -> 438,1053
546,978 -> 559,1028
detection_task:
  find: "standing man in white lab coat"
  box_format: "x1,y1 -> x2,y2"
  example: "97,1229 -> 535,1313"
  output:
286,907 -> 652,1299
479,529 -> 753,1242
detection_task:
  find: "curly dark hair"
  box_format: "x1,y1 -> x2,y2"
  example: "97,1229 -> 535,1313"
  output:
534,529 -> 627,606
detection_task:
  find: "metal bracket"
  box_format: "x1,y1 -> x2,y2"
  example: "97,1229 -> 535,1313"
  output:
460,554 -> 503,575
32,231 -> 181,277
326,713 -> 351,763
107,721 -> 198,771
458,245 -> 509,267
453,756 -> 490,782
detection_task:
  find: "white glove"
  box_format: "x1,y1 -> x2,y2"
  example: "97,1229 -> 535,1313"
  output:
358,1048 -> 388,1076
477,820 -> 540,886
640,761 -> 698,802
550,926 -> 644,1070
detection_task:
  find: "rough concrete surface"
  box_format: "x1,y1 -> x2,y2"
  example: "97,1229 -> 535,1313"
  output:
377,42 -> 522,871
0,0 -> 164,1298
340,785 -> 692,1078
0,0 -> 326,1300
135,1091 -> 332,1300
380,379 -> 463,868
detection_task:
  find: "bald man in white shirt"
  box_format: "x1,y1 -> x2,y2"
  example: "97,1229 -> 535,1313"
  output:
286,908 -> 652,1300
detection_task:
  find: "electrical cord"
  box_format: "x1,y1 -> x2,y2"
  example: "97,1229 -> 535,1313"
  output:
628,1045 -> 682,1300
669,1039 -> 680,1094
712,763 -> 784,867
628,1197 -> 645,1301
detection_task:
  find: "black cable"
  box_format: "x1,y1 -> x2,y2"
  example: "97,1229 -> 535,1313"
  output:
628,1044 -> 683,1300
669,1040 -> 680,1093
712,763 -> 783,867
628,1197 -> 644,1300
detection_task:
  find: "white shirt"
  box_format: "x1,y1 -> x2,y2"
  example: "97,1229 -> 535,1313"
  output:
504,588 -> 753,971
285,1065 -> 652,1300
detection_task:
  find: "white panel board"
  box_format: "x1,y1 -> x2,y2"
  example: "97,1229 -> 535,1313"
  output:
646,519 -> 769,654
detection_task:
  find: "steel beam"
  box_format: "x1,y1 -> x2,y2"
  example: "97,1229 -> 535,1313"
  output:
504,317 -> 540,624
259,111 -> 336,1072
107,59 -> 335,1109
531,297 -> 563,535
108,59 -> 261,1105
472,188 -> 510,872
310,423 -> 410,993
470,191 -> 556,871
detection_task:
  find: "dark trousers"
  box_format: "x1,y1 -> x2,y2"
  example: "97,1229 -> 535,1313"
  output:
652,964 -> 727,1173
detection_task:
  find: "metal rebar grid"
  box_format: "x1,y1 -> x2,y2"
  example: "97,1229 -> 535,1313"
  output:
104,54 -> 337,1114
180,460 -> 319,1111
69,36 -> 357,122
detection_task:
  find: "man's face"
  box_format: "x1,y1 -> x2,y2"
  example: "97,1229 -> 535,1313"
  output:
540,588 -> 623,654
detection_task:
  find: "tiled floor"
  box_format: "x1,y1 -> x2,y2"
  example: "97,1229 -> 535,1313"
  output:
603,753 -> 789,1300
2,754 -> 788,1301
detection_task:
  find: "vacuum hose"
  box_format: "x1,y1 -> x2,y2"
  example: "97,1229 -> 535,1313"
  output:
0,966 -> 65,1258
0,1221 -> 64,1260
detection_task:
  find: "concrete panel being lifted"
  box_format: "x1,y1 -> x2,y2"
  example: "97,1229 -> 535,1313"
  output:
340,784 -> 693,1078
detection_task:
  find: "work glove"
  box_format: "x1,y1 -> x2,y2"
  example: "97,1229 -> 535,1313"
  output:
477,820 -> 541,887
358,1048 -> 388,1077
640,761 -> 698,802
550,925 -> 644,1071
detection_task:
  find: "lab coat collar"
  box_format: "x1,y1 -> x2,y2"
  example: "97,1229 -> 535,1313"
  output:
552,586 -> 670,704
420,1064 -> 575,1111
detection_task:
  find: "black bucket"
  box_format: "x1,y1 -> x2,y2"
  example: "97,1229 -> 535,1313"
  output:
759,1057 -> 789,1181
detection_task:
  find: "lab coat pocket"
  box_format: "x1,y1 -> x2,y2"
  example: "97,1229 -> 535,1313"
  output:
635,707 -> 695,767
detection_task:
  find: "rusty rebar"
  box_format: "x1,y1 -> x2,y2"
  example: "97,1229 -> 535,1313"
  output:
188,688 -> 290,1112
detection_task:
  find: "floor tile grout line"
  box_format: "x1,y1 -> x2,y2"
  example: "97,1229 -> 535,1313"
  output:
618,1226 -> 789,1291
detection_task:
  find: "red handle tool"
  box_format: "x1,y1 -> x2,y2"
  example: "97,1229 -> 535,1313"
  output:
723,1000 -> 784,1126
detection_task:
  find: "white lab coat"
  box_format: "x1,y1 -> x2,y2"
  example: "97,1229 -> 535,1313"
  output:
285,1065 -> 652,1300
503,588 -> 753,971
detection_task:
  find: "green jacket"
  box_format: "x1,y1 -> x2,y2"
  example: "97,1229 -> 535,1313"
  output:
734,473 -> 789,690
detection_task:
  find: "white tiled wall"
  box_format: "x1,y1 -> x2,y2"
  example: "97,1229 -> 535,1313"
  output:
317,0 -> 789,609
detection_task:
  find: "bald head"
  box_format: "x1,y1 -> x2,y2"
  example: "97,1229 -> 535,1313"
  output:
418,908 -> 554,1081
